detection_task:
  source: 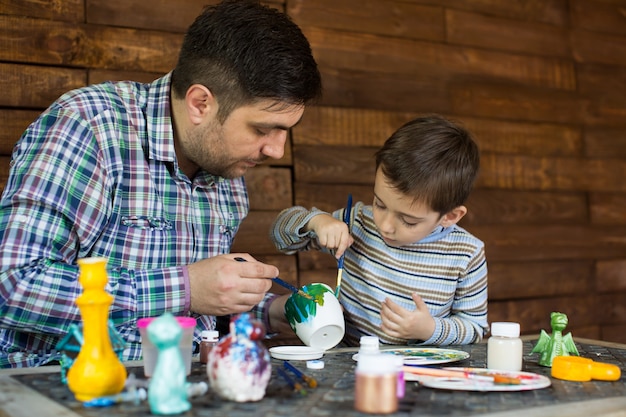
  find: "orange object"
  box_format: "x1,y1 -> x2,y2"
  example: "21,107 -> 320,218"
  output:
551,356 -> 621,382
67,258 -> 127,401
590,361 -> 622,381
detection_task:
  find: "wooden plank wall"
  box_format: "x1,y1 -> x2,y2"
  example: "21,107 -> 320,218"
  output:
2,0 -> 626,343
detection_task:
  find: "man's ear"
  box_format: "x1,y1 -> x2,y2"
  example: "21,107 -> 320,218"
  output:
440,205 -> 468,228
185,84 -> 216,125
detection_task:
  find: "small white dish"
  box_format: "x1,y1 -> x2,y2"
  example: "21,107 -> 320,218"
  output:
269,346 -> 324,361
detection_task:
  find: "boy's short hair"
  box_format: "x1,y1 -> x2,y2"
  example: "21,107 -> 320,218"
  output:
374,114 -> 480,216
171,0 -> 322,123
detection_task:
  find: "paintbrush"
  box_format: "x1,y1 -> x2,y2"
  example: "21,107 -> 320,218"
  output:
402,366 -> 521,385
276,367 -> 307,395
334,194 -> 353,298
234,257 -> 312,300
284,361 -> 318,388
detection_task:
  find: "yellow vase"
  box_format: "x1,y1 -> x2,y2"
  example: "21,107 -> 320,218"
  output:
67,257 -> 127,401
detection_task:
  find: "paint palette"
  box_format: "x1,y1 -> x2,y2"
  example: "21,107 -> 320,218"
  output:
406,367 -> 552,391
352,347 -> 470,365
269,346 -> 325,361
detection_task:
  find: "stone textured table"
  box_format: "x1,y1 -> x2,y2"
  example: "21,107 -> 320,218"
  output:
2,337 -> 626,417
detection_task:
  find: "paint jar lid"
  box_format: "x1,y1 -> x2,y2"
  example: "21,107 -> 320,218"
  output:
201,330 -> 219,342
359,336 -> 380,355
307,360 -> 325,369
491,322 -> 520,338
356,353 -> 400,375
137,316 -> 197,329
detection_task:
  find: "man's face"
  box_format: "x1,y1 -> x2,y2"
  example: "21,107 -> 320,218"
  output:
181,100 -> 304,179
372,168 -> 444,247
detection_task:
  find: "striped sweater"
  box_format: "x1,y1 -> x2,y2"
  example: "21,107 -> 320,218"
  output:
270,202 -> 489,346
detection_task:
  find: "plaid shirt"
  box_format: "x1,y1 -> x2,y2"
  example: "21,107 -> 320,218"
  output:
0,73 -> 272,368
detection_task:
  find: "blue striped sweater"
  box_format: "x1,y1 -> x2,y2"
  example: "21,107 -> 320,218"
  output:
270,201 -> 489,346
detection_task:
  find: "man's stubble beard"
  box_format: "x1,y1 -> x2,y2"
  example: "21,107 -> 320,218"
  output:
184,121 -> 238,179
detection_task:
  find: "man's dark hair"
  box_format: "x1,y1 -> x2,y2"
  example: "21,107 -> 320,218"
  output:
171,0 -> 322,122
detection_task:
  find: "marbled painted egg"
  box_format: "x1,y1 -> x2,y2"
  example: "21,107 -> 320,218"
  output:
207,313 -> 271,402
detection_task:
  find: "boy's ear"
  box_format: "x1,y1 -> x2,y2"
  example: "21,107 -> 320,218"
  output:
440,206 -> 468,228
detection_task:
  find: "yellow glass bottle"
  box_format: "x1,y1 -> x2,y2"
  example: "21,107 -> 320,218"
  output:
67,257 -> 127,401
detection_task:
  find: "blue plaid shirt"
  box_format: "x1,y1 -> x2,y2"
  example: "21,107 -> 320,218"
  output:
0,73 -> 272,368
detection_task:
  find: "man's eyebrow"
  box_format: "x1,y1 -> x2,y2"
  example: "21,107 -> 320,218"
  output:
255,117 -> 303,131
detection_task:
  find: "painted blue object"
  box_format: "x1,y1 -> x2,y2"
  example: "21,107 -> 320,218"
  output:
337,193 -> 353,270
82,388 -> 147,408
276,367 -> 306,395
284,360 -> 318,388
207,313 -> 271,402
284,361 -> 305,379
147,313 -> 191,415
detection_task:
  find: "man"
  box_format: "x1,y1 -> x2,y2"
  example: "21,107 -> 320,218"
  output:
0,0 -> 322,367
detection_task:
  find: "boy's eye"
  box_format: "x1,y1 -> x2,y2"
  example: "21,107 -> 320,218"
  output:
401,218 -> 418,227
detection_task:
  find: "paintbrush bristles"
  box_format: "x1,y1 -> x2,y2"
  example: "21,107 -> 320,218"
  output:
334,268 -> 343,297
276,367 -> 307,395
284,361 -> 317,388
284,361 -> 318,388
272,277 -> 313,300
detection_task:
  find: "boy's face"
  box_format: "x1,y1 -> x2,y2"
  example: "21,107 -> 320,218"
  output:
372,168 -> 457,247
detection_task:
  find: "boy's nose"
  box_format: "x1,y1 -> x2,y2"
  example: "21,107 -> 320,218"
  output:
377,213 -> 395,235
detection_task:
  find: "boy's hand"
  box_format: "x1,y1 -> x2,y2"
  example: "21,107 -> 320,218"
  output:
306,213 -> 354,259
380,293 -> 435,341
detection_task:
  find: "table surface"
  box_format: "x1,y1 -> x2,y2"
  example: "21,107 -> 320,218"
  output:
1,336 -> 626,417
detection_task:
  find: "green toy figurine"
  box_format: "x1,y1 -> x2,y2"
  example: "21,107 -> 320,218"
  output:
531,311 -> 580,367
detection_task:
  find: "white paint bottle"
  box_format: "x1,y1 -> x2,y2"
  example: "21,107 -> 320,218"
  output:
358,336 -> 380,355
487,322 -> 523,371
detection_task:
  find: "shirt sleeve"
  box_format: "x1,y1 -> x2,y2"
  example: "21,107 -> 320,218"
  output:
0,104 -> 188,337
269,206 -> 329,254
419,245 -> 489,345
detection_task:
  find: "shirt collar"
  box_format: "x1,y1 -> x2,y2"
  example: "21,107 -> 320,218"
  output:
145,72 -> 176,163
144,73 -> 230,187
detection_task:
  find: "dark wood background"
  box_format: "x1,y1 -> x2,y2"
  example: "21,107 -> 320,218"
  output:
2,0 -> 626,343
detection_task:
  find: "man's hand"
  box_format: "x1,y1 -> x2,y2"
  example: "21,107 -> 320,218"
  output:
380,293 -> 435,341
187,254 -> 277,316
306,213 -> 353,259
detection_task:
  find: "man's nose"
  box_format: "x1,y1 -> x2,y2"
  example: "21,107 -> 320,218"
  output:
261,132 -> 287,160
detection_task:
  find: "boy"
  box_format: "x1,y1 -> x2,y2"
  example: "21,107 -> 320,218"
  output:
270,115 -> 488,346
